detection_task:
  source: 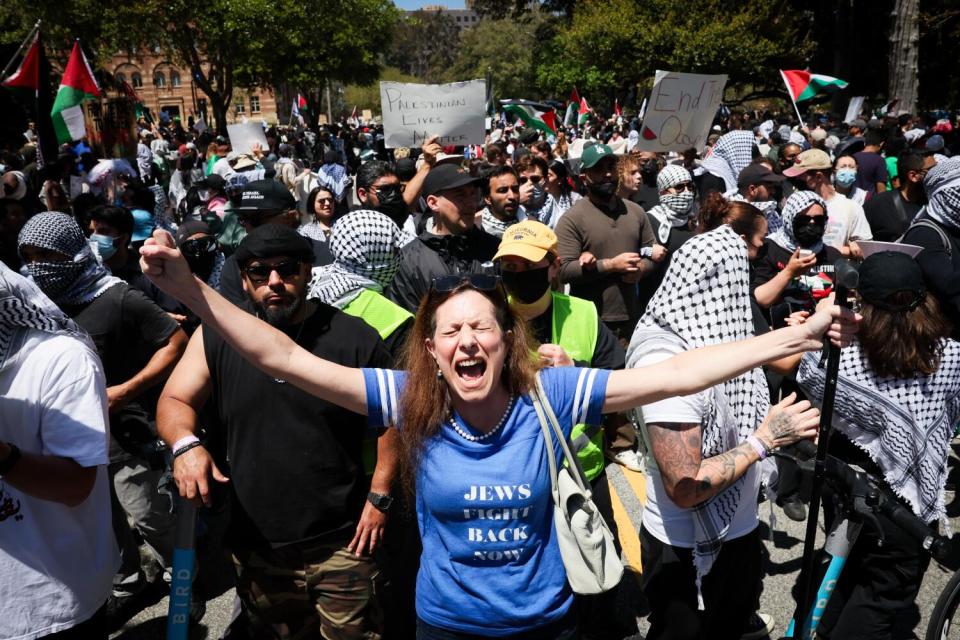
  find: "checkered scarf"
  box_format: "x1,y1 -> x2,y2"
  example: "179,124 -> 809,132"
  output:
626,224 -> 771,597
767,190 -> 827,254
648,166 -> 695,243
698,131 -> 756,192
924,157 -> 960,232
17,212 -> 124,306
308,209 -> 409,307
0,261 -> 90,373
726,191 -> 784,235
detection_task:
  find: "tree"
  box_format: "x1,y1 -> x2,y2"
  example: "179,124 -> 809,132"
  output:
888,0 -> 920,115
344,66 -> 422,113
387,10 -> 459,82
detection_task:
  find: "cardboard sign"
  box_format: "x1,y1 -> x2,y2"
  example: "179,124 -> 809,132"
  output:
361,109 -> 373,122
227,122 -> 269,155
380,79 -> 486,148
637,71 -> 728,152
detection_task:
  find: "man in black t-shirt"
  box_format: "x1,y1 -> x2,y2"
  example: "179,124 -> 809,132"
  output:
158,225 -> 394,639
864,150 -> 934,241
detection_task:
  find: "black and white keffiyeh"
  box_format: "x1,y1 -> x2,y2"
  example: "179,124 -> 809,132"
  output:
766,190 -> 827,254
480,207 -> 521,238
0,261 -> 90,373
626,224 -> 771,596
17,212 -> 124,307
924,156 -> 960,232
726,191 -> 784,235
308,209 -> 408,307
698,131 -> 756,192
797,342 -> 960,527
648,165 -> 695,243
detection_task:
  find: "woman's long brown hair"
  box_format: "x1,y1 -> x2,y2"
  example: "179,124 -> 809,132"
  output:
858,292 -> 952,378
396,283 -> 541,495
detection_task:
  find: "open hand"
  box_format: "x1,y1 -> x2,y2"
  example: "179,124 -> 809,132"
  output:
754,392 -> 819,450
347,501 -> 387,557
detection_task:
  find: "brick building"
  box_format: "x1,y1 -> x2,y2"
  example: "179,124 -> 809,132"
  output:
108,50 -> 279,128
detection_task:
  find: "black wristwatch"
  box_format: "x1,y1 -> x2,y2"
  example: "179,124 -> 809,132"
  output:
0,443 -> 22,475
367,491 -> 393,513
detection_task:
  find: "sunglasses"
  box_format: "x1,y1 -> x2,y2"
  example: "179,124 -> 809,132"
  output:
668,182 -> 694,193
430,273 -> 502,294
798,215 -> 828,225
315,197 -> 334,206
242,261 -> 302,284
518,175 -> 542,185
179,237 -> 217,258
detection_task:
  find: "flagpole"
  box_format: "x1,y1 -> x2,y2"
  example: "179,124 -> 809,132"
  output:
779,70 -> 806,129
1,20 -> 41,81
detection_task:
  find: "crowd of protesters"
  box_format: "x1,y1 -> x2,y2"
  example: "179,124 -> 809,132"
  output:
1,99 -> 958,640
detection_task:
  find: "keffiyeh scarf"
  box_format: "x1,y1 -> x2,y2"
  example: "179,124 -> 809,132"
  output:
308,209 -> 407,307
726,191 -> 784,235
648,165 -> 696,243
698,131 -> 756,192
797,343 -> 960,527
17,211 -> 124,307
924,156 -> 960,232
319,162 -> 349,201
626,225 -> 771,599
766,190 -> 827,254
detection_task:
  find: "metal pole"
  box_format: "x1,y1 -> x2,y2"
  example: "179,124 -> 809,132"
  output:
166,497 -> 198,640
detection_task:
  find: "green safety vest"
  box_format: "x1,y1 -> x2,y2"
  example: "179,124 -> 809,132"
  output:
342,288 -> 414,476
549,292 -> 604,481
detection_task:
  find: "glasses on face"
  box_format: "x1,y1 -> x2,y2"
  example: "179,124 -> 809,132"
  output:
369,184 -> 403,198
799,215 -> 828,226
669,182 -> 694,193
242,261 -> 302,284
518,175 -> 543,186
430,273 -> 503,294
179,237 -> 217,258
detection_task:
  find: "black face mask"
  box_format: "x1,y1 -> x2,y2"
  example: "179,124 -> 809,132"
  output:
501,266 -> 551,304
187,252 -> 217,282
587,181 -> 618,200
374,186 -> 407,225
792,217 -> 826,248
640,159 -> 658,185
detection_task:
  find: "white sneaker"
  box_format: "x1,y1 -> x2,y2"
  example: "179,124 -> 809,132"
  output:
741,611 -> 775,639
609,449 -> 644,472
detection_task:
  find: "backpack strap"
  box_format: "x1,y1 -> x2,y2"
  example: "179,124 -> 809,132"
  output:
901,211 -> 952,257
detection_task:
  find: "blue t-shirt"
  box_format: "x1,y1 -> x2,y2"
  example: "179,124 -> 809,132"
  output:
363,366 -> 610,636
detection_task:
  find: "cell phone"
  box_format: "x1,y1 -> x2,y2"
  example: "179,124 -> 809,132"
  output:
799,249 -> 814,259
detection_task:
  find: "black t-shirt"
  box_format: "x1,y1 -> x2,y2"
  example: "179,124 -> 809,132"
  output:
853,151 -> 888,195
863,190 -> 922,242
695,171 -> 727,203
751,239 -> 842,326
637,215 -> 695,315
218,236 -> 333,306
630,185 -> 660,212
902,217 -> 960,339
203,302 -> 393,549
528,301 -> 626,370
112,252 -> 186,315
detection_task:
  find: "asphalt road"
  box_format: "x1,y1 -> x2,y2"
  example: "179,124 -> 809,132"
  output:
111,448 -> 960,640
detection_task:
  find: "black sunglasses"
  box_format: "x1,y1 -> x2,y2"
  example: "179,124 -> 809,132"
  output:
798,215 -> 828,225
669,182 -> 695,193
243,261 -> 302,283
179,237 -> 217,258
430,273 -> 502,294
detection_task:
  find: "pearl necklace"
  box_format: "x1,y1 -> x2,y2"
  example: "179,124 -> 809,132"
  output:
448,395 -> 516,442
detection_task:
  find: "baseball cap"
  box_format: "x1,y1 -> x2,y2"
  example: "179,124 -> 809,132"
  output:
849,118 -> 867,130
421,164 -> 481,197
178,143 -> 190,157
493,220 -> 558,263
195,174 -> 226,191
233,224 -> 314,266
580,144 -> 615,170
783,149 -> 833,177
858,251 -> 926,312
926,135 -> 946,153
810,127 -> 828,142
235,179 -> 296,213
737,164 -> 786,188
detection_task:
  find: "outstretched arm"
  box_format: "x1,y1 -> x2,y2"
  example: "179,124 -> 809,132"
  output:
140,230 -> 369,415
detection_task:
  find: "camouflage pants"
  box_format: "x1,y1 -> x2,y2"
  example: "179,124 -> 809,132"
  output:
232,538 -> 386,640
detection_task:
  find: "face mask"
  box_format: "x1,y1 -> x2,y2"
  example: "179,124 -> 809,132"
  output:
587,180 -> 617,200
198,189 -> 212,202
89,233 -> 119,260
792,217 -> 826,248
527,183 -> 547,209
25,261 -> 85,302
501,266 -> 551,304
187,252 -> 217,282
374,186 -> 407,225
834,168 -> 857,188
641,159 -> 658,182
660,190 -> 695,216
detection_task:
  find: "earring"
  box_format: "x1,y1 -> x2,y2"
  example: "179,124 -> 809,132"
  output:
437,368 -> 443,379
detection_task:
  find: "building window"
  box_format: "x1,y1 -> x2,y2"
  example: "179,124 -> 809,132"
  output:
170,71 -> 181,87
235,99 -> 245,115
154,71 -> 166,87
250,95 -> 260,113
116,72 -> 126,84
131,73 -> 143,88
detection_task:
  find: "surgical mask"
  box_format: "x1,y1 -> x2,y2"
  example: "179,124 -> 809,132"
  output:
792,217 -> 826,248
25,261 -> 85,302
587,180 -> 618,200
501,266 -> 551,304
834,168 -> 857,188
526,183 -> 547,209
89,233 -> 119,260
660,190 -> 695,216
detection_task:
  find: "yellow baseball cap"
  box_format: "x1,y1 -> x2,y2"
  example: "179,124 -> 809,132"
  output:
493,220 -> 558,263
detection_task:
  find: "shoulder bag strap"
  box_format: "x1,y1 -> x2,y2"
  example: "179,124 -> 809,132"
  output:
534,372 -> 593,495
530,379 -> 560,503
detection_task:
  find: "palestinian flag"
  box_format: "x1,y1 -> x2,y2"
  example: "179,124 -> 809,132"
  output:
780,70 -> 848,103
2,29 -> 58,167
51,41 -> 100,144
500,99 -> 557,136
578,97 -> 592,126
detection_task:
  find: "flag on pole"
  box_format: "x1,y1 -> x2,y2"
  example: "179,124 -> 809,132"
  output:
779,69 -> 848,103
563,101 -> 577,128
51,41 -> 100,144
876,97 -> 900,117
2,28 -> 58,167
350,105 -> 359,124
297,93 -> 307,109
614,98 -> 622,118
570,86 -> 580,106
578,97 -> 592,126
500,99 -> 557,136
291,96 -> 304,126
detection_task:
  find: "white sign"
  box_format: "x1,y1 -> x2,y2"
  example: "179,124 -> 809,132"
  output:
380,80 -> 486,149
637,70 -> 727,152
227,122 -> 269,155
844,96 -> 866,124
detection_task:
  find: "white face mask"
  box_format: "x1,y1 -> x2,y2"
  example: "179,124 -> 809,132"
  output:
660,190 -> 695,216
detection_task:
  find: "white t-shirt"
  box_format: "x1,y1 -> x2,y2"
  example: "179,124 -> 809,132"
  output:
637,347 -> 760,548
823,193 -> 873,250
0,330 -> 118,640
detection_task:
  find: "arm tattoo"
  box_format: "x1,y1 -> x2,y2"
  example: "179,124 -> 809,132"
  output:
767,410 -> 797,440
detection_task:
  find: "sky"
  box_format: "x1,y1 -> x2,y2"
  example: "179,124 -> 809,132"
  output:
393,0 -> 466,9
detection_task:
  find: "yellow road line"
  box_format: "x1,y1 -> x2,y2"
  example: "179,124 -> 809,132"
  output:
608,472 -> 644,576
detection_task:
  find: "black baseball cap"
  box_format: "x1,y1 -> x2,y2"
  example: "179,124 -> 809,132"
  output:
235,179 -> 296,214
195,174 -> 226,191
858,251 -> 926,312
233,224 -> 314,266
422,164 -> 482,197
737,163 -> 786,188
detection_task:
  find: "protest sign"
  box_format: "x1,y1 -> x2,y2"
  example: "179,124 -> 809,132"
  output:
844,96 -> 866,124
227,122 -> 269,155
637,71 -> 727,152
362,109 -> 373,122
380,79 -> 486,148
